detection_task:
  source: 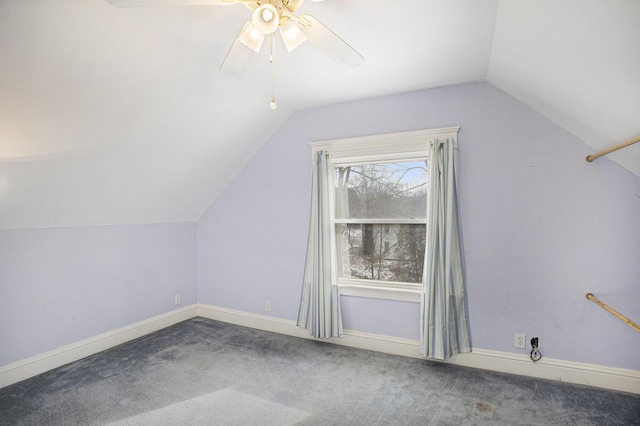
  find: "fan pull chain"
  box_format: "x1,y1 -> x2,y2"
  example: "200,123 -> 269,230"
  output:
269,33 -> 277,110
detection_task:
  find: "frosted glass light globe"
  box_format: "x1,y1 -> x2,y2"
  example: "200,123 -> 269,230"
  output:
252,4 -> 279,34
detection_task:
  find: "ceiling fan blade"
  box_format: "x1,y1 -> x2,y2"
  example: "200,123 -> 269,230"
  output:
105,0 -> 250,7
291,14 -> 363,67
220,21 -> 263,73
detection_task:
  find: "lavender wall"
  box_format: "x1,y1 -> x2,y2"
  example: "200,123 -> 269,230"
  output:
197,82 -> 640,371
0,222 -> 196,366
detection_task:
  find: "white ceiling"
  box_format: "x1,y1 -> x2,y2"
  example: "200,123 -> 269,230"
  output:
0,0 -> 638,230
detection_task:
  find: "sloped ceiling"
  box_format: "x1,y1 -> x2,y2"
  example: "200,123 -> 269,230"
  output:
0,0 -> 638,230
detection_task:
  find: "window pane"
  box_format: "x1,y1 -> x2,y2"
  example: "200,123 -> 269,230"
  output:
335,161 -> 428,219
336,223 -> 426,283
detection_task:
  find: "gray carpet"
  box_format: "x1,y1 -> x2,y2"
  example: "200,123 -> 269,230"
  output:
1,318 -> 638,425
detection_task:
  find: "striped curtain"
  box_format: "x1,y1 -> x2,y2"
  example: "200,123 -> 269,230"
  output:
297,150 -> 343,338
420,139 -> 472,360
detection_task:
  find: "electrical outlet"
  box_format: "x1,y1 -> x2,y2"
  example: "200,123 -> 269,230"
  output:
174,294 -> 181,305
264,300 -> 271,312
515,333 -> 526,349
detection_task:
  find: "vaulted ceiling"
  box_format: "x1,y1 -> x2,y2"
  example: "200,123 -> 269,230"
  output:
1,0 -> 638,230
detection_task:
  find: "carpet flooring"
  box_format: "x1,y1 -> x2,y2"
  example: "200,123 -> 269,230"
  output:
1,318 -> 638,425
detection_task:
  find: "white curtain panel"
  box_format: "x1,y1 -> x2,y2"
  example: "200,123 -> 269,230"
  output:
298,151 -> 344,338
420,139 -> 472,360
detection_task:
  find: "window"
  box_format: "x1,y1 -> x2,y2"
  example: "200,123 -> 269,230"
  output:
311,127 -> 459,301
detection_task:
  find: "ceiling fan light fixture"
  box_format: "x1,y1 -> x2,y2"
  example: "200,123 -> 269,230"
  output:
279,22 -> 307,53
252,4 -> 279,35
237,23 -> 265,53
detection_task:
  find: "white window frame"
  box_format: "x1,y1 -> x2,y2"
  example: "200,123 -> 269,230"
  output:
310,127 -> 459,302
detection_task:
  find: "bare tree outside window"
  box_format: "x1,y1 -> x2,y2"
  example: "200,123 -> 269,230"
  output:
334,161 -> 428,284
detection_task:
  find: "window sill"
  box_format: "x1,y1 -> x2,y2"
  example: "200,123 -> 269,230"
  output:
338,284 -> 421,302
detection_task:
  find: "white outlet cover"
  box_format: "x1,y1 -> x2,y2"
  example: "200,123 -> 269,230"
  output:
515,333 -> 526,348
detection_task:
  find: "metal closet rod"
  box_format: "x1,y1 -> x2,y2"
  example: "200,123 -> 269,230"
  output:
586,293 -> 640,333
586,135 -> 640,162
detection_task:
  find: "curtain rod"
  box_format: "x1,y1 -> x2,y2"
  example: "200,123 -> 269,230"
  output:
586,293 -> 640,333
586,135 -> 640,162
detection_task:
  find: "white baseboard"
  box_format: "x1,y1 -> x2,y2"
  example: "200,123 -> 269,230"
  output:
197,304 -> 640,394
449,348 -> 640,395
0,305 -> 198,389
2,303 -> 638,395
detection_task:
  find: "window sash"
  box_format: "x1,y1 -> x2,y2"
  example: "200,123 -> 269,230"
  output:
339,278 -> 422,292
330,160 -> 428,288
334,218 -> 426,224
332,157 -> 429,221
334,223 -> 426,284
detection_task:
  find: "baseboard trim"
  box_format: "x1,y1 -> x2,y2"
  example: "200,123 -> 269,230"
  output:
0,305 -> 198,389
2,304 -> 638,394
448,348 -> 640,395
197,304 -> 640,394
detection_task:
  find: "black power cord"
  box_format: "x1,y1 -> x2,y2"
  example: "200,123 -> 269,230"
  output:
530,337 -> 542,362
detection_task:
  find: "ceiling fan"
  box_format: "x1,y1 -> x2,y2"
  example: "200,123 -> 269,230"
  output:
105,0 -> 364,108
